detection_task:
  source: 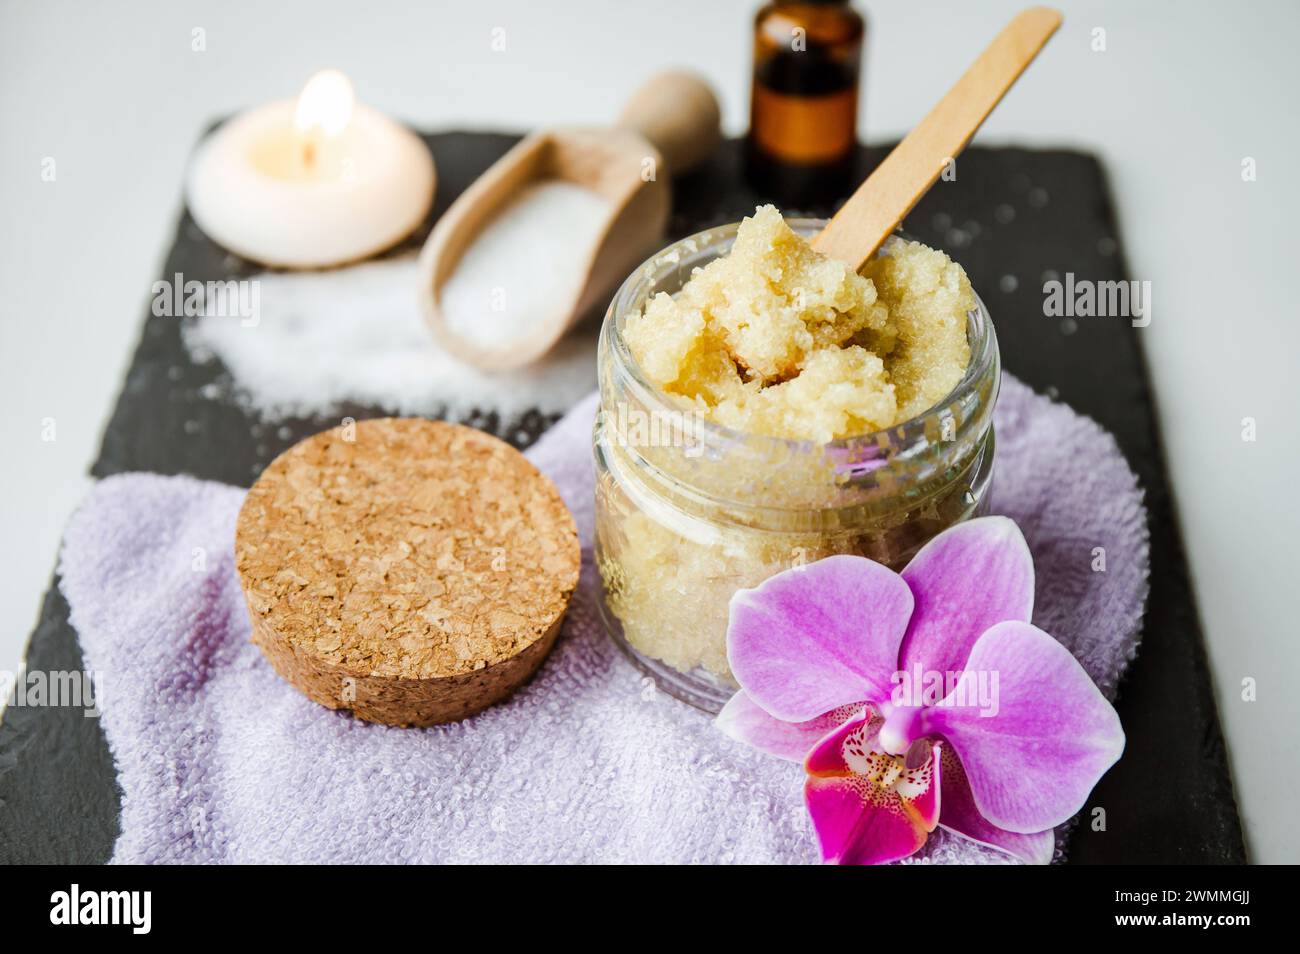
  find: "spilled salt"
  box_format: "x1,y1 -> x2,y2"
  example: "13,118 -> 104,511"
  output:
439,180 -> 611,349
182,255 -> 597,422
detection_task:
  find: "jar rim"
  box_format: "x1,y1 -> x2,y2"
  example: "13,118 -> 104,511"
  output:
600,216 -> 1000,459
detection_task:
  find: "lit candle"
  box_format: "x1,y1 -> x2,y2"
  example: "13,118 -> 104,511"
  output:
186,70 -> 436,269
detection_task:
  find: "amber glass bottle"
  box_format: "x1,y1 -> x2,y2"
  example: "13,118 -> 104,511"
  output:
746,0 -> 865,208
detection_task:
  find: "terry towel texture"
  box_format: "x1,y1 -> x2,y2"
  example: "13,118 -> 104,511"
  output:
60,375 -> 1148,864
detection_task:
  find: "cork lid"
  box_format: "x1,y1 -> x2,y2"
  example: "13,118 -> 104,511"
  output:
236,418 -> 580,683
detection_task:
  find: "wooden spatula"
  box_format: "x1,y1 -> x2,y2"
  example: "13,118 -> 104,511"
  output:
813,6 -> 1063,271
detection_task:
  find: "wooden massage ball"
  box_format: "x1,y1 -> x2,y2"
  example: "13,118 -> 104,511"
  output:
235,418 -> 580,727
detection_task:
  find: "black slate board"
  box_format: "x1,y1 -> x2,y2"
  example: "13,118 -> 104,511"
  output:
0,133 -> 1246,864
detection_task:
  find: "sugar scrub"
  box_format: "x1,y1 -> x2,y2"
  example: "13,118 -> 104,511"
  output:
440,181 -> 611,350
183,255 -> 597,423
623,205 -> 973,443
594,210 -> 998,704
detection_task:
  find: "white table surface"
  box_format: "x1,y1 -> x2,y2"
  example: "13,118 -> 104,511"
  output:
1,0 -> 1296,863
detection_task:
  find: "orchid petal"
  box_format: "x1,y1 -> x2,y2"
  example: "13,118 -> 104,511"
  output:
728,555 -> 914,722
898,516 -> 1035,677
804,775 -> 929,865
924,620 -> 1125,833
716,691 -> 864,762
936,742 -> 1055,864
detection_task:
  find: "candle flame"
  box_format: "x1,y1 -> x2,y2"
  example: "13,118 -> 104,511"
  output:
294,69 -> 355,138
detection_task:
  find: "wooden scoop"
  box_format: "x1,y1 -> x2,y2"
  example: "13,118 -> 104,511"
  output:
813,6 -> 1062,271
420,71 -> 721,371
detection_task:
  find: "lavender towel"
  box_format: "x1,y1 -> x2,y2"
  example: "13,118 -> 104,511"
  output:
60,375 -> 1148,864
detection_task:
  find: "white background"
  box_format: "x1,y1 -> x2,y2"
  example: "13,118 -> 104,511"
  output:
1,0 -> 1296,863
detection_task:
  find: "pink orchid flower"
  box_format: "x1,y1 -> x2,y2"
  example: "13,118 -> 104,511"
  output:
716,516 -> 1124,865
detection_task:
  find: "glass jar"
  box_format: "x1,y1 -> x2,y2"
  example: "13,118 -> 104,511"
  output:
593,219 -> 1000,712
